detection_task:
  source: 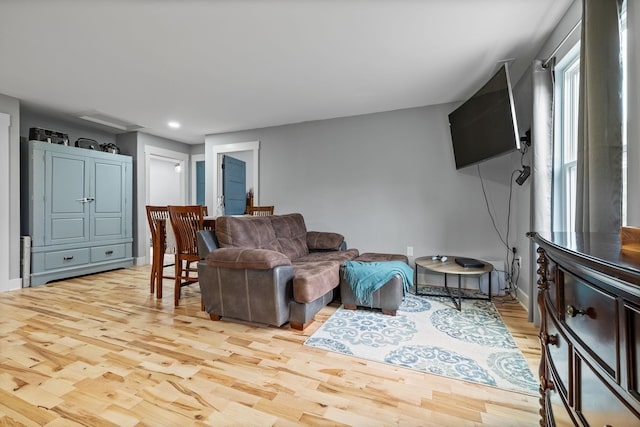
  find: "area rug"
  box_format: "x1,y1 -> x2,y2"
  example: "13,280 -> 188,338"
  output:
304,292 -> 538,395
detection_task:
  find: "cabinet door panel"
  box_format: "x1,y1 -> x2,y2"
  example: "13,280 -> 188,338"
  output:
94,161 -> 123,213
94,217 -> 124,238
92,160 -> 126,240
45,152 -> 89,245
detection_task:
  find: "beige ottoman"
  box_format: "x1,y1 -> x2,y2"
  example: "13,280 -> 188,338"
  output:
340,252 -> 410,316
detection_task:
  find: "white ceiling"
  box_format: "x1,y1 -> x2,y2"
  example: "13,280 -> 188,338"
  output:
0,0 -> 573,144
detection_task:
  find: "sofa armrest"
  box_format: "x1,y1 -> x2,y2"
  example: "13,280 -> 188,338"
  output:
197,230 -> 219,260
198,262 -> 294,327
307,231 -> 345,252
205,247 -> 291,270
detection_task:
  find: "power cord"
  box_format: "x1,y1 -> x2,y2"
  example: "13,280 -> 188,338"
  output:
477,164 -> 522,299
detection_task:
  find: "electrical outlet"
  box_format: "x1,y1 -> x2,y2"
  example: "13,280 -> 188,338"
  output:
407,246 -> 414,256
516,256 -> 522,266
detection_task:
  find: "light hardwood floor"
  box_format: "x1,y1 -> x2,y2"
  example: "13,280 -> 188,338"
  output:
0,266 -> 541,426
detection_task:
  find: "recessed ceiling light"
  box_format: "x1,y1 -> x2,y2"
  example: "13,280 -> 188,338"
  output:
168,121 -> 181,129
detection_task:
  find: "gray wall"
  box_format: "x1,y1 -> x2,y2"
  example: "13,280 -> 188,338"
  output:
206,104 -> 522,288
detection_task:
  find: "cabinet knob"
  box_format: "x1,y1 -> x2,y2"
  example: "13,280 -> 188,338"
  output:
63,256 -> 74,261
566,305 -> 586,317
105,250 -> 113,255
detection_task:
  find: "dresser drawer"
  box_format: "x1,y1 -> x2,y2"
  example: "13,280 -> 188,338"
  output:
44,248 -> 90,270
627,302 -> 640,404
546,258 -> 559,311
545,369 -> 576,427
563,270 -> 618,378
575,353 -> 640,426
546,309 -> 571,401
90,244 -> 126,263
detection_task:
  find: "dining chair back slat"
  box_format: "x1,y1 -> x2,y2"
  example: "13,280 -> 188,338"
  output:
145,206 -> 173,297
247,205 -> 274,216
168,205 -> 206,306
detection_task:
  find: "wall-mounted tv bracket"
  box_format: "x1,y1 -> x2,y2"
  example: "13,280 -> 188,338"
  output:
516,128 -> 531,185
520,129 -> 531,148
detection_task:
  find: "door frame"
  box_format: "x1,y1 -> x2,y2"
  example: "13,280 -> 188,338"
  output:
206,140 -> 259,215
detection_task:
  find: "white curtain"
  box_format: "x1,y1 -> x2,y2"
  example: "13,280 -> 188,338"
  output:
529,60 -> 555,324
575,0 -> 624,233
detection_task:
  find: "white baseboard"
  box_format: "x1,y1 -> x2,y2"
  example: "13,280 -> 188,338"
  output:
134,255 -> 149,266
0,277 -> 23,293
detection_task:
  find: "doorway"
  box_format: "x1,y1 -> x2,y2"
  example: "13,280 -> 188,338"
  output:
144,146 -> 189,265
222,155 -> 247,215
206,140 -> 260,216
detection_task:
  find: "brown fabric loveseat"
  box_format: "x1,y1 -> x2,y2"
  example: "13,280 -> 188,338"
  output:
197,213 -> 358,330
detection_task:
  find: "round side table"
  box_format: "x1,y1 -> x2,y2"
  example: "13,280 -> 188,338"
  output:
414,255 -> 494,310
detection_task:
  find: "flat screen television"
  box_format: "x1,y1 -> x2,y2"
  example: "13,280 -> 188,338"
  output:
448,63 -> 520,169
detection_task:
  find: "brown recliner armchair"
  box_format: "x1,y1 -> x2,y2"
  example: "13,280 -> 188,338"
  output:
197,213 -> 358,330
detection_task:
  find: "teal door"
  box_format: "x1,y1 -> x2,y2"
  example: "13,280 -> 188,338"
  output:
222,155 -> 246,215
196,160 -> 205,206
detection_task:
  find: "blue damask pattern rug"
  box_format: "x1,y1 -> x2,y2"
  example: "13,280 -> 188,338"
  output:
304,293 -> 538,395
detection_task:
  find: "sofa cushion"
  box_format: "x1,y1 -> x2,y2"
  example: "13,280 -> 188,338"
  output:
215,216 -> 283,253
205,248 -> 291,270
270,213 -> 309,261
307,231 -> 345,251
296,248 -> 359,263
356,252 -> 409,264
291,260 -> 341,303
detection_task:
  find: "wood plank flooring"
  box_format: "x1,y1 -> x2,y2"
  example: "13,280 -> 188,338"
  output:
0,266 -> 541,426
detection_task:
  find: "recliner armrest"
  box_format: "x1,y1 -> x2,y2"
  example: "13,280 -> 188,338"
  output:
205,247 -> 292,270
197,230 -> 219,259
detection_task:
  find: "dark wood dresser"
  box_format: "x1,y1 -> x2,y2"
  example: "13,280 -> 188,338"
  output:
530,232 -> 640,426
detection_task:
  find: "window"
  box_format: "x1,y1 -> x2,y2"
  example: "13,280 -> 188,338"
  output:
553,11 -> 628,231
553,46 -> 580,232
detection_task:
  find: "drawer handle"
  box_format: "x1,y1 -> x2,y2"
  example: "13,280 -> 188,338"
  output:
540,377 -> 555,391
566,305 -> 586,317
63,256 -> 74,261
541,332 -> 559,346
105,250 -> 113,255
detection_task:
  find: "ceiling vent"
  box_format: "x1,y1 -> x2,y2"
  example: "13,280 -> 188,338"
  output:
75,110 -> 143,132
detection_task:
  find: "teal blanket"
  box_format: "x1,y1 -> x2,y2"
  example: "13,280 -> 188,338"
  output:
343,261 -> 414,306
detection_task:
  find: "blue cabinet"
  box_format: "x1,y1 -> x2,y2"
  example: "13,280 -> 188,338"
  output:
24,141 -> 133,285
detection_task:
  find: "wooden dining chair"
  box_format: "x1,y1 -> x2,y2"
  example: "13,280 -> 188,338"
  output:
168,205 -> 206,306
145,206 -> 175,298
247,205 -> 274,216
